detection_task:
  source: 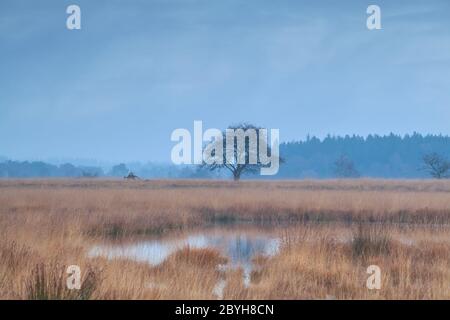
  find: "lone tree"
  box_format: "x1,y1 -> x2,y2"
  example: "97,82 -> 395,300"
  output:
202,123 -> 282,181
421,152 -> 450,179
333,154 -> 360,178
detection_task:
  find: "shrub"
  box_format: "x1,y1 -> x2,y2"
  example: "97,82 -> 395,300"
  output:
351,223 -> 392,258
25,263 -> 100,300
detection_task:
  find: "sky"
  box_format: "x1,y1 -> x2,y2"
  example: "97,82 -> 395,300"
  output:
1,0 -> 450,163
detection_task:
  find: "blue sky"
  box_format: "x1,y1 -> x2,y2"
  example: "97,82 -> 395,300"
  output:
1,0 -> 449,162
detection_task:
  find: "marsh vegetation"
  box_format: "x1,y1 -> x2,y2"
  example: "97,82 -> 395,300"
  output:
1,179 -> 449,299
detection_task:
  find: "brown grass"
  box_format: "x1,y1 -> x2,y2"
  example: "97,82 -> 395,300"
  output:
0,179 -> 449,299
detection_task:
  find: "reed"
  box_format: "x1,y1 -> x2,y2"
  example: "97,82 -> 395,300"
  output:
0,179 -> 449,299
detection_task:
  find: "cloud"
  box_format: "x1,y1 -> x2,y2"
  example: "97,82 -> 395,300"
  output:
1,0 -> 450,161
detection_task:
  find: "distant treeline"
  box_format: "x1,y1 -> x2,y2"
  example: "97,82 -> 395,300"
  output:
1,133 -> 449,179
0,161 -> 104,178
0,160 -> 215,179
277,133 -> 450,178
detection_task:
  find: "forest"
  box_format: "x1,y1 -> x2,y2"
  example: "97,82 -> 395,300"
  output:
1,133 -> 449,179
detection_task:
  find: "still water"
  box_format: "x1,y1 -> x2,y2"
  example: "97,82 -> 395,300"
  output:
89,228 -> 281,291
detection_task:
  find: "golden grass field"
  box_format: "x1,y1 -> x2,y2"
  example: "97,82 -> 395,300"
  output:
1,179 -> 450,299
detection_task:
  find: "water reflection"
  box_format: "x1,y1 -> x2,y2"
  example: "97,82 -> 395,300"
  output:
89,229 -> 280,291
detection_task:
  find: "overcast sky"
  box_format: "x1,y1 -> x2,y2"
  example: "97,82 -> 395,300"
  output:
1,0 -> 449,162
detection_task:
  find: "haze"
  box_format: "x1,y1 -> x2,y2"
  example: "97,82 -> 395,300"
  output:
1,0 -> 449,162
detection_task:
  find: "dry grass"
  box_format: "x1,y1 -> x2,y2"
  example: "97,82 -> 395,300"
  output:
246,226 -> 450,299
0,179 -> 449,299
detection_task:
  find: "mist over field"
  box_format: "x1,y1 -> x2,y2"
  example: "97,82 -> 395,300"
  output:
1,133 -> 450,179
